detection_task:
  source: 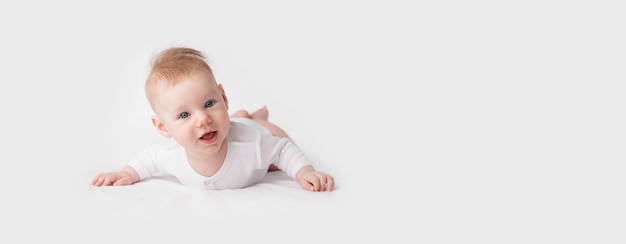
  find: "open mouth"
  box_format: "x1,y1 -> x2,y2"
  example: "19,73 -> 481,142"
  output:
199,131 -> 217,143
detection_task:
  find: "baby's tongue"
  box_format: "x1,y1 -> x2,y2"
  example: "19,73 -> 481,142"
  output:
201,132 -> 215,139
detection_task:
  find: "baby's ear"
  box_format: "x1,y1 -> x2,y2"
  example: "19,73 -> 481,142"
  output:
219,83 -> 229,110
151,116 -> 171,138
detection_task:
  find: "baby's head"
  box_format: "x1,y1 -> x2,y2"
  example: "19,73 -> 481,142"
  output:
146,47 -> 216,109
145,47 -> 231,154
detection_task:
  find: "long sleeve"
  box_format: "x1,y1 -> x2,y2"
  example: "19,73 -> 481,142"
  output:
127,140 -> 181,180
127,144 -> 161,180
272,138 -> 312,179
254,124 -> 312,179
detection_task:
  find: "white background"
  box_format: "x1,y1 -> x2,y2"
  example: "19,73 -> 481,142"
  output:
0,1 -> 624,243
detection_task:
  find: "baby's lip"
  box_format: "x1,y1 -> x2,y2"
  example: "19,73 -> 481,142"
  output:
199,131 -> 216,139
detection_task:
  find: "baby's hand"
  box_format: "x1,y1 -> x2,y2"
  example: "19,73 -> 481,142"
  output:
296,166 -> 334,192
91,171 -> 134,187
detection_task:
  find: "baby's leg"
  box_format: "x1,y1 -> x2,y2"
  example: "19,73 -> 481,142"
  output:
249,106 -> 292,141
230,109 -> 250,118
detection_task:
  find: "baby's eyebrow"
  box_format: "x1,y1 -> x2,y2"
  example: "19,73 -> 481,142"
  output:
203,90 -> 220,99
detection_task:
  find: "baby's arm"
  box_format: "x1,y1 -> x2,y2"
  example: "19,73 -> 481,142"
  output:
295,165 -> 334,192
91,165 -> 140,187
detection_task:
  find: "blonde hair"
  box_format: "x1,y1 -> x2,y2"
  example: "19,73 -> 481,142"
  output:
145,47 -> 216,109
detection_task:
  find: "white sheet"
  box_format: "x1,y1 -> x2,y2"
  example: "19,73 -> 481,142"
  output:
89,171 -> 338,217
6,169 -> 384,243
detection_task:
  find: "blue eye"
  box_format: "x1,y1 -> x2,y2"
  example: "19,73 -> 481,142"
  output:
179,112 -> 189,119
205,100 -> 214,108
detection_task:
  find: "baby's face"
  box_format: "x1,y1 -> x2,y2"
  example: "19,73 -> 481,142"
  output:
152,71 -> 230,156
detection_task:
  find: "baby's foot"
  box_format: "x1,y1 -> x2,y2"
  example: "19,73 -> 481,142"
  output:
249,106 -> 269,121
230,109 -> 250,118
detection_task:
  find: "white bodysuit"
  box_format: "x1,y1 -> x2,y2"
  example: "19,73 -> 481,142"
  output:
128,118 -> 312,190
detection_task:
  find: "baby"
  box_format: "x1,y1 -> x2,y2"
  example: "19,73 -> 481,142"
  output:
91,47 -> 334,192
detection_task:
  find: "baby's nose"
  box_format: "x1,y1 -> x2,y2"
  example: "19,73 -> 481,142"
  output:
195,112 -> 212,127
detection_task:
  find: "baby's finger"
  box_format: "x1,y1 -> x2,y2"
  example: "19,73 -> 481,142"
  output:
91,174 -> 107,186
318,175 -> 331,192
311,174 -> 328,191
103,175 -> 119,186
299,180 -> 313,191
113,177 -> 129,186
308,177 -> 322,191
92,175 -> 109,187
325,176 -> 335,191
91,176 -> 101,186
